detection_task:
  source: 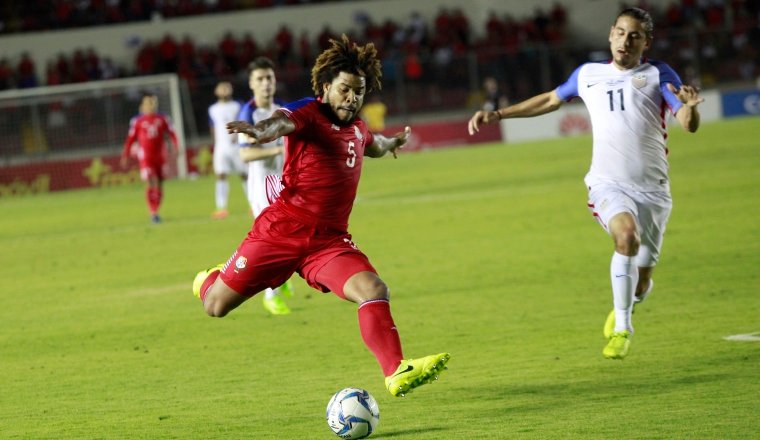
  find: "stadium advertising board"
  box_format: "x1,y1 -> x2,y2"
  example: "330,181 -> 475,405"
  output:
385,117 -> 501,152
0,150 -> 206,197
720,89 -> 760,118
0,117 -> 499,197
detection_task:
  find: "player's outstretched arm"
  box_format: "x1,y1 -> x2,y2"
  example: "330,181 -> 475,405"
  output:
227,112 -> 295,145
120,134 -> 136,168
468,90 -> 563,135
365,126 -> 411,158
668,83 -> 703,133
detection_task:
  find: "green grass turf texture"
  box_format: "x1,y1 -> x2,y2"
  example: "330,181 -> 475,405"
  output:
1,117 -> 758,439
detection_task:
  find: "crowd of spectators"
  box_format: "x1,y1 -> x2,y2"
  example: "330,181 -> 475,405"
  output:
0,1 -> 758,108
0,3 -> 573,98
0,0 -> 349,35
0,50 -> 121,90
648,0 -> 760,87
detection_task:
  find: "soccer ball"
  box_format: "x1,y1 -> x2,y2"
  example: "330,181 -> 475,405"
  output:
326,387 -> 380,439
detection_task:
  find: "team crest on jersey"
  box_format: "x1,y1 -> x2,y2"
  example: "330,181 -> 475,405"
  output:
235,256 -> 247,270
353,125 -> 363,141
632,73 -> 647,89
331,124 -> 340,131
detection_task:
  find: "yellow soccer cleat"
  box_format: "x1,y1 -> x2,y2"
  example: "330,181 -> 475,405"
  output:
603,331 -> 631,360
604,280 -> 654,338
279,279 -> 295,298
385,353 -> 450,397
263,295 -> 291,315
192,264 -> 223,299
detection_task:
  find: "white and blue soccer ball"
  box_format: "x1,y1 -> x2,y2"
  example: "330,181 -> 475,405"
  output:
326,387 -> 380,439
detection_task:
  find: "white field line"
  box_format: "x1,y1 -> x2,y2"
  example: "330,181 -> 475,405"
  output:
723,332 -> 760,342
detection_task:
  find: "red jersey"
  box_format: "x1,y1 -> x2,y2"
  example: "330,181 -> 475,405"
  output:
122,113 -> 178,162
277,98 -> 374,231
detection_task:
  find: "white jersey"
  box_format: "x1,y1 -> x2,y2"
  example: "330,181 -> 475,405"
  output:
556,60 -> 684,192
209,100 -> 241,149
238,100 -> 284,215
209,100 -> 246,174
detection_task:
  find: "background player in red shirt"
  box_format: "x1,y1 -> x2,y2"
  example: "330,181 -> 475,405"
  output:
121,93 -> 179,223
192,35 -> 449,397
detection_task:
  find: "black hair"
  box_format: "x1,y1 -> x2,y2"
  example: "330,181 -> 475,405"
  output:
616,7 -> 654,40
248,56 -> 275,74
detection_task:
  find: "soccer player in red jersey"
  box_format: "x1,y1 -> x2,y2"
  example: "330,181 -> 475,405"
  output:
121,93 -> 179,223
192,35 -> 449,397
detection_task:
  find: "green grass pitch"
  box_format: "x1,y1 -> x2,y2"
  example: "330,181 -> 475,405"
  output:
1,117 -> 758,439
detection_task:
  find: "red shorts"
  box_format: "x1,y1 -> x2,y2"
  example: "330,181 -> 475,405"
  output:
139,159 -> 164,181
219,205 -> 376,298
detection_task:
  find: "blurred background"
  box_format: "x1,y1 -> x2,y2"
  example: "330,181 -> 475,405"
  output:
1,0 -> 758,192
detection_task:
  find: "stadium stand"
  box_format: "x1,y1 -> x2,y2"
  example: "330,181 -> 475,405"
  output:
0,0 -> 346,34
1,1 -> 757,100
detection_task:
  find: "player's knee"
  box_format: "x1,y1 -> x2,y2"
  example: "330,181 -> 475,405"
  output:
366,278 -> 389,300
614,229 -> 640,256
350,277 -> 389,302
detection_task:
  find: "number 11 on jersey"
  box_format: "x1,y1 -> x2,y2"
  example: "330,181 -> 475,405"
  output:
607,88 -> 625,111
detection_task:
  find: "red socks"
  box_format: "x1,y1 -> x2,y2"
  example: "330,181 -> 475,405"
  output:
146,187 -> 162,214
358,299 -> 404,376
200,270 -> 220,302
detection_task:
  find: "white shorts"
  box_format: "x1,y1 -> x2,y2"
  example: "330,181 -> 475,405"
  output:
248,173 -> 284,217
586,181 -> 672,267
247,153 -> 284,216
213,145 -> 247,175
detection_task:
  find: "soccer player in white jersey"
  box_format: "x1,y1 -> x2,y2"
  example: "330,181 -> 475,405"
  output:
209,81 -> 247,219
237,57 -> 294,315
468,7 -> 703,360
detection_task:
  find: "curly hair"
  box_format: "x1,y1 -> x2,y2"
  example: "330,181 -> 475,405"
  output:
310,34 -> 382,96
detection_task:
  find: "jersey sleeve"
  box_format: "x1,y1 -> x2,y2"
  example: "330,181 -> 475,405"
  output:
237,102 -> 254,146
122,116 -> 139,157
653,61 -> 684,115
556,64 -> 583,101
279,97 -> 317,131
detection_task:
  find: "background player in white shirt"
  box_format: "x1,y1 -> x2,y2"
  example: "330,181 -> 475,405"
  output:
237,57 -> 294,315
467,7 -> 703,360
209,81 -> 247,219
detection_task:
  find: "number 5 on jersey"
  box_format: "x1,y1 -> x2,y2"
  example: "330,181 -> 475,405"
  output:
346,141 -> 356,168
